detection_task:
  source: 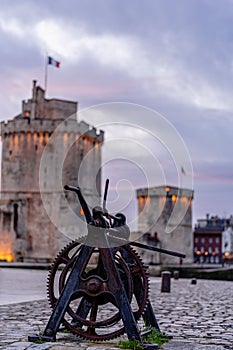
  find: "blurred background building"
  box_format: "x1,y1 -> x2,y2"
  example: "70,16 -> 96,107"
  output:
136,185 -> 194,265
193,214 -> 233,264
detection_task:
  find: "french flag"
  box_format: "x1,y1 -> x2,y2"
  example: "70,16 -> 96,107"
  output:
48,56 -> 60,68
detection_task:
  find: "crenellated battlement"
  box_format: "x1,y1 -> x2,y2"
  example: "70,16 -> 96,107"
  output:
1,118 -> 104,143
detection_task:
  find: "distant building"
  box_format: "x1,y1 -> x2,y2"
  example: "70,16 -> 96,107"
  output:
193,214 -> 233,264
0,81 -> 104,262
136,185 -> 194,264
222,225 -> 233,264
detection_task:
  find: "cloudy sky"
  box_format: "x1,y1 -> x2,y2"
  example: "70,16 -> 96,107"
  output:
1,0 -> 233,227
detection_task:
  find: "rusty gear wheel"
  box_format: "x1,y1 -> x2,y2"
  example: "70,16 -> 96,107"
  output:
47,238 -> 149,341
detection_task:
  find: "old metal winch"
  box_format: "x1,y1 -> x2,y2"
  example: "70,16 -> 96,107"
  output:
29,179 -> 185,348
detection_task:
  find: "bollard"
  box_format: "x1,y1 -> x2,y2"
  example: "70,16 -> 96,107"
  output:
161,271 -> 171,293
191,278 -> 197,285
173,270 -> 179,280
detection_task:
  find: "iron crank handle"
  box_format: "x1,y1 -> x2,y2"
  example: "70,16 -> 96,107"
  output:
107,235 -> 186,258
131,241 -> 186,259
64,185 -> 93,224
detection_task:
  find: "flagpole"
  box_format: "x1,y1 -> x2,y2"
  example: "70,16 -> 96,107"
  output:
44,54 -> 48,97
180,166 -> 186,191
181,169 -> 183,190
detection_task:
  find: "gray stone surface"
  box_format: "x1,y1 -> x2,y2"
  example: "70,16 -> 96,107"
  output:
0,277 -> 232,349
0,268 -> 47,305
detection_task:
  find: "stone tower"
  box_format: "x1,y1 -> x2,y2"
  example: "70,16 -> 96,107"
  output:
0,81 -> 104,262
137,185 -> 194,264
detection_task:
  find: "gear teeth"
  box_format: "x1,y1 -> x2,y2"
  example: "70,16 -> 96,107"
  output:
47,236 -> 86,311
121,245 -> 150,321
46,237 -> 150,342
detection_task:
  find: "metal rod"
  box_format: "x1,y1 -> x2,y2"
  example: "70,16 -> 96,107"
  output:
108,234 -> 186,258
103,178 -> 109,212
44,53 -> 48,97
131,241 -> 186,258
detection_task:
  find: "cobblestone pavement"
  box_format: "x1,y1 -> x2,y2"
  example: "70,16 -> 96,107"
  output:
0,277 -> 232,349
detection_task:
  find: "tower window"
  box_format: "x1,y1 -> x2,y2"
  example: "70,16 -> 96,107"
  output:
13,203 -> 19,237
3,212 -> 11,231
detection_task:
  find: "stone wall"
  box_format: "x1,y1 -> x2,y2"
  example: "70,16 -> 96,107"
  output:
0,81 -> 104,262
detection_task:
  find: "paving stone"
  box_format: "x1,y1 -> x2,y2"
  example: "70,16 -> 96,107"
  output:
2,342 -> 32,349
0,278 -> 233,349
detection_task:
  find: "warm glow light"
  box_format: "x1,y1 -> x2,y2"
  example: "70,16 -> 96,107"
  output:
196,250 -> 201,255
0,252 -> 14,262
138,196 -> 144,212
80,207 -> 84,215
63,132 -> 68,143
9,134 -> 13,149
0,250 -> 14,262
172,195 -> 177,201
40,132 -> 44,145
225,251 -> 230,257
33,132 -> 37,143
166,186 -> 170,192
45,132 -> 49,144
27,132 -> 31,145
181,196 -> 188,203
204,251 -> 209,256
20,132 -> 24,145
138,195 -> 150,212
0,233 -> 14,262
14,133 -> 19,149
